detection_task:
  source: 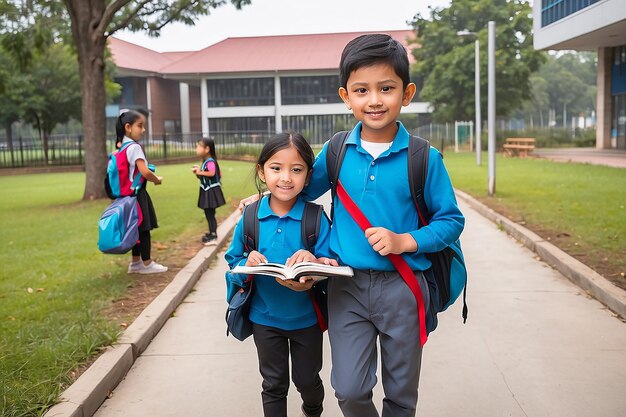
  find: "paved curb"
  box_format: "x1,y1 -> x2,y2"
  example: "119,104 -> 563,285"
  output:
456,190 -> 626,319
43,209 -> 242,417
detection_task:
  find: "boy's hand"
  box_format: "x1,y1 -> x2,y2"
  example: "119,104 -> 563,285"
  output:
275,277 -> 315,292
365,227 -> 417,256
245,250 -> 267,266
285,250 -> 316,267
238,193 -> 261,212
317,257 -> 339,266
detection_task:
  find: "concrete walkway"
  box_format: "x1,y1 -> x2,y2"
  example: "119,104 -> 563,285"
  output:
90,199 -> 626,417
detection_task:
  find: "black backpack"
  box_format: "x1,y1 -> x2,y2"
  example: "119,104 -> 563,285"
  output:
326,131 -> 468,333
242,198 -> 329,329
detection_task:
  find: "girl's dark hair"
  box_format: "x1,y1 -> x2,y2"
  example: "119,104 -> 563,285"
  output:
198,137 -> 221,178
115,110 -> 144,141
255,132 -> 314,193
197,137 -> 217,160
339,33 -> 411,89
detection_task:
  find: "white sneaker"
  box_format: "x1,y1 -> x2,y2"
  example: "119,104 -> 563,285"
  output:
127,261 -> 145,274
139,261 -> 168,274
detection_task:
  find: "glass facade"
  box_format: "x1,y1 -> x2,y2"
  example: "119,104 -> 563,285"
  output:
207,78 -> 274,107
280,75 -> 342,105
611,46 -> 626,149
612,94 -> 626,149
541,0 -> 600,27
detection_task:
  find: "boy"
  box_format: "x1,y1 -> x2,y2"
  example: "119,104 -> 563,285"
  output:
299,34 -> 465,417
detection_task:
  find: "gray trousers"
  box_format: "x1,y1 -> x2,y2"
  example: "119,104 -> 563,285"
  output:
328,269 -> 429,417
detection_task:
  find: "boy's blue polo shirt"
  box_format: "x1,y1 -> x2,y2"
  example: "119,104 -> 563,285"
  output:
225,195 -> 332,331
303,121 -> 465,272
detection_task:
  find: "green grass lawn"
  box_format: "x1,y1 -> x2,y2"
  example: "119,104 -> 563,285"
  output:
442,152 -> 626,287
0,160 -> 257,417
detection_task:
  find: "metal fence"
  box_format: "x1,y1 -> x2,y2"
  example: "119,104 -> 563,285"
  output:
0,124 -> 594,169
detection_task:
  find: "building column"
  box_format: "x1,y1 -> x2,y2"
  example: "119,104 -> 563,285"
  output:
179,82 -> 190,134
274,73 -> 282,133
200,77 -> 209,136
596,47 -> 612,149
146,77 -> 153,141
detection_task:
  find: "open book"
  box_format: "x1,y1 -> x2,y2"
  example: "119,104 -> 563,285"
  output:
231,262 -> 353,281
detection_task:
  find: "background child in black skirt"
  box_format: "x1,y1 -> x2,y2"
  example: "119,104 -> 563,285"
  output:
116,111 -> 168,274
192,137 -> 225,246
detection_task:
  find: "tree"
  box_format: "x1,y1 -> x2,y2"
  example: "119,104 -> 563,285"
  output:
62,0 -> 251,200
0,38 -> 23,161
2,1 -> 250,199
410,0 -> 545,123
20,43 -> 82,163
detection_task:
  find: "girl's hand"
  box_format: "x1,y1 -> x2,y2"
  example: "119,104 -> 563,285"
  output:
191,165 -> 200,175
285,250 -> 316,267
154,176 -> 163,185
275,277 -> 315,292
317,257 -> 339,266
365,227 -> 417,256
245,250 -> 267,266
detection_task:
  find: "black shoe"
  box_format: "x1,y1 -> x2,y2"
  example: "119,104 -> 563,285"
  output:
204,232 -> 217,246
201,233 -> 211,244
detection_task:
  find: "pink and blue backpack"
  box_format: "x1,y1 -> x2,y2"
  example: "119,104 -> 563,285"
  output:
104,142 -> 146,199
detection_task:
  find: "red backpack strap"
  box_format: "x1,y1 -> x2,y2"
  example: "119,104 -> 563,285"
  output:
336,180 -> 428,346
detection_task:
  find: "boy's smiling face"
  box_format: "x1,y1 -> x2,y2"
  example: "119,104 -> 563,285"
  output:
339,63 -> 416,143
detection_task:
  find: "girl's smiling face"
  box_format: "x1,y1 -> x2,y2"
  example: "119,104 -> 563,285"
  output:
258,145 -> 310,213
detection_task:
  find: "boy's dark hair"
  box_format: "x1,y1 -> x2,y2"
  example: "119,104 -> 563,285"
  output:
198,137 -> 218,160
339,34 -> 411,89
255,132 -> 314,193
115,110 -> 144,141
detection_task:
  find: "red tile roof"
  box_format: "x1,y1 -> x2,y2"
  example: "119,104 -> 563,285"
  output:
108,37 -> 184,74
110,30 -> 416,75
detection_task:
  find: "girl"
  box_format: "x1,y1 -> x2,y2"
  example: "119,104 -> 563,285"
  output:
116,110 -> 168,275
225,133 -> 334,417
191,137 -> 225,246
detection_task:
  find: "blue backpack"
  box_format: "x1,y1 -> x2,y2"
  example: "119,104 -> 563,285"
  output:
97,196 -> 141,254
326,131 -> 468,333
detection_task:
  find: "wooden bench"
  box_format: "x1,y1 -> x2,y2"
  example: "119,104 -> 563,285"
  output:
503,138 -> 535,158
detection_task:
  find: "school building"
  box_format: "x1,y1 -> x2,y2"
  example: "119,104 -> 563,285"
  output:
108,30 -> 429,143
533,0 -> 626,149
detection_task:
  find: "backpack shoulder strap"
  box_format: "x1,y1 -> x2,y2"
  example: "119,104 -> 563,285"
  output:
243,199 -> 261,252
408,135 -> 432,228
326,130 -> 351,220
301,202 -> 323,252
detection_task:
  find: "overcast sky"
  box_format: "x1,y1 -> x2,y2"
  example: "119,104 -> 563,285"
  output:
115,0 -> 451,52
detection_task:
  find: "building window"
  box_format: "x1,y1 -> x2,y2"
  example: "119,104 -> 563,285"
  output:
280,75 -> 342,105
541,0 -> 600,28
207,78 -> 274,107
282,114 -> 354,144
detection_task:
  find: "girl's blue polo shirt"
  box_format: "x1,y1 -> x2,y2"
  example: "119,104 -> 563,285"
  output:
303,121 -> 465,272
225,195 -> 332,331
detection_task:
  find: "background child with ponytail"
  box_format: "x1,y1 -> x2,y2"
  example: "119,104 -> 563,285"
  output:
192,137 -> 225,245
115,110 -> 168,274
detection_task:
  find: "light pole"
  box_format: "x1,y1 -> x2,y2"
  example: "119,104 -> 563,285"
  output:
457,30 -> 481,166
487,21 -> 496,196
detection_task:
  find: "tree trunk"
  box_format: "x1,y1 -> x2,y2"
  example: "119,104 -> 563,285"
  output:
66,0 -> 108,200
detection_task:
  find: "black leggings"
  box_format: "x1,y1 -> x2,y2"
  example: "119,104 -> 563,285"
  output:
131,230 -> 151,261
204,208 -> 217,234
